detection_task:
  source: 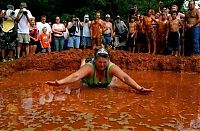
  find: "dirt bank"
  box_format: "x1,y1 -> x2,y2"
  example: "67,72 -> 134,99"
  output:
0,49 -> 199,77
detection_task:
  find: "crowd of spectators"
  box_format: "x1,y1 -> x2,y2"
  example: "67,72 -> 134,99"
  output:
0,1 -> 199,62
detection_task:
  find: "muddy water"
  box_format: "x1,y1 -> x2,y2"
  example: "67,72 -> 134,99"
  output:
0,70 -> 199,130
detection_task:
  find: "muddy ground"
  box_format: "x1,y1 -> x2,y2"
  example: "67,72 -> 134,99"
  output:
0,49 -> 199,78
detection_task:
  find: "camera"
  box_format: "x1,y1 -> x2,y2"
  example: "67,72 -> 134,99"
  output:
6,9 -> 15,16
22,8 -> 27,15
75,18 -> 78,21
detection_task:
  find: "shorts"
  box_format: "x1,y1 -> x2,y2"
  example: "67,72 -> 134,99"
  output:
30,39 -> 39,46
103,34 -> 112,45
81,37 -> 92,47
127,33 -> 136,47
17,33 -> 30,44
0,31 -> 16,50
167,31 -> 180,51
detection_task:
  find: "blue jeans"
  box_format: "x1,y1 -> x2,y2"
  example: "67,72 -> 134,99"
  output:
189,26 -> 200,55
68,35 -> 80,48
81,37 -> 91,47
41,47 -> 51,53
103,34 -> 112,45
54,36 -> 65,52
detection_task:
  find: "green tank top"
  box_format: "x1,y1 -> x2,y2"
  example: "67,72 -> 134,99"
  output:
83,61 -> 113,87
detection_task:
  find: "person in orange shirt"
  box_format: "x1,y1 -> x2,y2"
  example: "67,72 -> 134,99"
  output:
39,27 -> 51,53
90,12 -> 105,49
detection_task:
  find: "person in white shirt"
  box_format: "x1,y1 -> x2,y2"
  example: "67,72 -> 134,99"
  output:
36,15 -> 52,52
52,16 -> 66,52
81,14 -> 91,49
15,2 -> 32,58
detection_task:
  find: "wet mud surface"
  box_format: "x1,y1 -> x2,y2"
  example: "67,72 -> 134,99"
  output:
0,50 -> 199,130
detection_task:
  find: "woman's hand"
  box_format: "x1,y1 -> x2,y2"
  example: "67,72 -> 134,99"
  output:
136,87 -> 154,94
45,80 -> 60,86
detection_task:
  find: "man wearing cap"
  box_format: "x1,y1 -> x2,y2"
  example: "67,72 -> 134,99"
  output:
113,15 -> 128,50
15,2 -> 32,58
46,48 -> 153,94
81,14 -> 91,49
103,14 -> 113,49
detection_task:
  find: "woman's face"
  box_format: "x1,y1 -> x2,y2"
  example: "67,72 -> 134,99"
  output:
55,17 -> 60,23
95,57 -> 109,71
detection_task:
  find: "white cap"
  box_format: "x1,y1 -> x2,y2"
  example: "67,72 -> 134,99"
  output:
84,14 -> 89,18
105,14 -> 110,17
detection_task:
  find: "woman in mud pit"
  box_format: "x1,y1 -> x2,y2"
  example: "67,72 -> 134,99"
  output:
46,48 -> 153,93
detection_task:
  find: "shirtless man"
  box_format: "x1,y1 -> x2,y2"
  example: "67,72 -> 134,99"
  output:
185,1 -> 200,55
167,11 -> 184,57
127,17 -> 137,53
156,13 -> 168,54
143,9 -> 156,54
136,15 -> 146,53
103,14 -> 113,49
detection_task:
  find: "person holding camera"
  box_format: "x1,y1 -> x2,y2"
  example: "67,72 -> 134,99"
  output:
81,14 -> 91,49
67,15 -> 82,49
15,2 -> 32,58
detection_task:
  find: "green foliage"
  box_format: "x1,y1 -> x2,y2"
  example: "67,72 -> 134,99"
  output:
0,0 -> 185,22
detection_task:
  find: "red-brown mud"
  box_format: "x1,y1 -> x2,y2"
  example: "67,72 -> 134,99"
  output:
0,49 -> 199,78
0,50 -> 199,130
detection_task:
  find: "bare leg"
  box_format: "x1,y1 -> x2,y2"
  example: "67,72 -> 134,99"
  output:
147,39 -> 151,54
9,50 -> 14,60
26,44 -> 29,55
1,50 -> 6,60
17,43 -> 21,58
152,39 -> 156,55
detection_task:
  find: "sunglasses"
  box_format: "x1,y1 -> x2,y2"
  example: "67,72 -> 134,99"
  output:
96,53 -> 109,58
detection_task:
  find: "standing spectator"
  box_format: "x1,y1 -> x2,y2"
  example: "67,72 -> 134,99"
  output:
67,15 -> 82,49
103,14 -> 113,49
127,4 -> 138,23
15,2 -> 32,58
63,21 -> 69,50
143,9 -> 156,54
29,17 -> 39,54
36,15 -> 52,52
81,14 -> 91,49
167,11 -> 184,57
185,1 -> 200,56
39,27 -> 51,53
90,13 -> 104,49
136,15 -> 146,53
127,16 -> 137,53
52,16 -> 66,52
113,15 -> 128,50
0,5 -> 17,62
156,13 -> 168,54
169,4 -> 185,20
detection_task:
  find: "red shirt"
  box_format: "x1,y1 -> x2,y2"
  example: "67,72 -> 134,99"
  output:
39,33 -> 50,48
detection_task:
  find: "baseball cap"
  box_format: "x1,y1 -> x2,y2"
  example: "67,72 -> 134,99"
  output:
7,5 -> 14,10
84,14 -> 89,18
105,14 -> 110,17
20,2 -> 27,8
116,15 -> 120,18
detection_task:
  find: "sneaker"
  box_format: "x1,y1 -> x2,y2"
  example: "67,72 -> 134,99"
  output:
2,59 -> 6,62
9,58 -> 14,61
